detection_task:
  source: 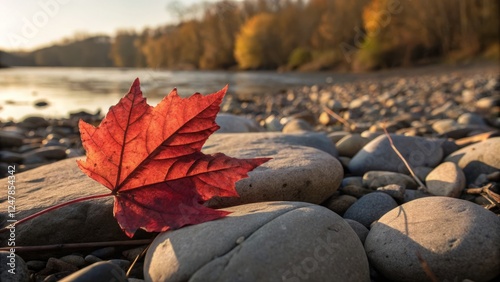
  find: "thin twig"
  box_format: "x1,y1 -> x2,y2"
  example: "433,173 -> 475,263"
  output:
0,193 -> 113,234
322,106 -> 351,128
0,239 -> 154,253
126,243 -> 151,277
381,122 -> 428,192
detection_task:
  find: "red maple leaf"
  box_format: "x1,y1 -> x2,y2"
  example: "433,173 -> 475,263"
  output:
76,78 -> 269,237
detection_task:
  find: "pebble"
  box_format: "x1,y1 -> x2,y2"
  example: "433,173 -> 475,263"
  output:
22,146 -> 67,161
403,189 -> 431,203
19,116 -> 49,129
327,131 -> 350,144
108,259 -> 131,271
342,176 -> 363,188
445,137 -> 500,183
0,151 -> 23,163
282,118 -> 313,132
0,158 -> 130,247
84,255 -> 103,264
425,162 -> 466,198
215,113 -> 263,133
43,272 -> 73,281
263,115 -> 283,131
59,254 -> 86,268
339,185 -> 372,198
363,171 -> 418,190
348,134 -> 444,176
0,131 -> 24,148
413,166 -> 433,182
122,246 -> 147,262
336,133 -> 369,158
44,257 -> 79,273
26,260 -> 46,271
376,184 -> 405,202
343,192 -> 398,228
1,67 -> 499,282
203,133 -> 342,207
432,119 -> 459,134
59,261 -> 127,282
90,247 -> 116,260
365,197 -> 500,282
457,112 -> 486,126
323,194 -> 357,215
318,111 -> 335,125
0,251 -> 30,282
344,218 -> 369,244
145,201 -> 370,282
337,156 -> 350,169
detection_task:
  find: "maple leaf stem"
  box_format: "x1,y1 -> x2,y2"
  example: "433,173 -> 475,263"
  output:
0,193 -> 113,234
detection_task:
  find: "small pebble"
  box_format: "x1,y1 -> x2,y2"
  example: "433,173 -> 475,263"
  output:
90,247 -> 116,259
84,255 -> 103,264
376,184 -> 405,202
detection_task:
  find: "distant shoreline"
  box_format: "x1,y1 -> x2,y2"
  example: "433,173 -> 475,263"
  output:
2,59 -> 497,74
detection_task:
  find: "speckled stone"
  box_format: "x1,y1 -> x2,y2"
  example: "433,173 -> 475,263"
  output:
365,197 -> 500,282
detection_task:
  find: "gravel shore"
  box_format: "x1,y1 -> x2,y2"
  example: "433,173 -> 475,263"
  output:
1,64 -> 499,281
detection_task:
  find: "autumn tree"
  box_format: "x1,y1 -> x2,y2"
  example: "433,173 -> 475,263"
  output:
199,1 -> 243,69
176,20 -> 203,68
234,13 -> 286,69
111,30 -> 140,67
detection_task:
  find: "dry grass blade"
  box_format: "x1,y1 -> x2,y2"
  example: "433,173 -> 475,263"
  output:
322,106 -> 351,128
381,122 -> 428,192
126,243 -> 151,277
484,186 -> 500,205
416,251 -> 439,282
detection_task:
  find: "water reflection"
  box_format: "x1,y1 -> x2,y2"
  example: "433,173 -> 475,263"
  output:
0,67 -> 339,121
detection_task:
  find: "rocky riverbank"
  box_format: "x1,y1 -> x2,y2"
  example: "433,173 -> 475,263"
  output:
1,67 -> 499,281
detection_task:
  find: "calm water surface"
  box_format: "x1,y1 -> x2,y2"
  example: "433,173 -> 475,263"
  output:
0,67 -> 346,121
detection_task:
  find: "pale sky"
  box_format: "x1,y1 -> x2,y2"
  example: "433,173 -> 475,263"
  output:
0,0 -> 221,51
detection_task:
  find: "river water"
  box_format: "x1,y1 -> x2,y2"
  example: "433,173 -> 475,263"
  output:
0,67 -> 346,121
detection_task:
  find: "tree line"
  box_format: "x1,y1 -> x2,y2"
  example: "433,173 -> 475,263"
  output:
2,0 -> 498,71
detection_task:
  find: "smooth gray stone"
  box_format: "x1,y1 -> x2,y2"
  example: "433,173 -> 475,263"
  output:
0,131 -> 23,148
282,119 -> 313,133
0,151 -> 23,163
445,137 -> 500,184
0,251 -> 29,282
336,134 -> 369,158
349,134 -> 444,176
215,113 -> 263,133
363,171 -> 418,190
18,116 -> 49,129
59,261 -> 127,282
22,146 -> 67,161
344,218 -> 369,244
205,132 -> 338,157
203,133 -> 342,208
343,192 -> 398,228
0,132 -> 343,250
365,197 -> 500,282
425,162 -> 466,198
0,158 -> 129,252
376,184 -> 405,202
323,194 -> 357,216
144,201 -> 370,282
